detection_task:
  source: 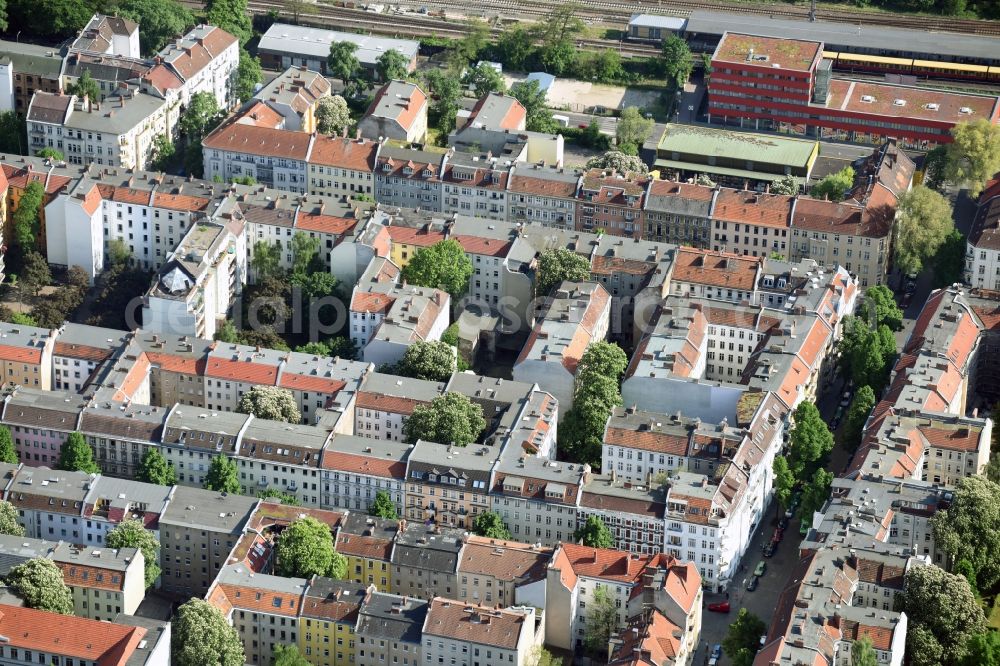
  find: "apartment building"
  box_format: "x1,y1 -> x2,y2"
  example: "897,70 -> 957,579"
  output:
307,135 -> 379,200
0,321 -> 55,390
405,439 -> 495,530
153,24 -> 239,107
142,217 -> 247,340
578,474 -> 667,556
79,474 -> 172,545
457,536 -> 550,608
421,599 -> 537,666
6,466 -> 91,541
298,577 -> 368,666
643,180 -> 715,246
545,543 -> 702,653
60,51 -> 149,104
374,145 -> 444,211
320,434 -> 410,513
710,188 -> 792,257
576,169 -> 649,238
1,386 -> 80,467
358,81 -> 427,144
253,66 -> 330,132
609,608 -> 694,666
337,513 -> 398,592
70,14 -> 139,58
439,151 -> 510,220
354,372 -> 443,443
355,591 -> 427,666
668,247 -> 762,304
490,456 -> 586,547
50,323 -> 125,391
390,522 -> 465,600
506,164 -> 581,230
80,399 -> 165,479
513,281 -> 611,412
0,604 -> 154,666
158,485 -> 258,596
0,40 -> 63,113
965,181 -> 1000,290
27,90 -> 178,171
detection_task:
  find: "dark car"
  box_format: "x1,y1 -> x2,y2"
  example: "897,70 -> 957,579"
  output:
763,542 -> 776,558
747,576 -> 759,592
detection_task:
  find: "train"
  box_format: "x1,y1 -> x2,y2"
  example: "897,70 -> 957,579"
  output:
822,51 -> 1000,83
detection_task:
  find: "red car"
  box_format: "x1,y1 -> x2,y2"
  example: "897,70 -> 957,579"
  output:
707,601 -> 731,613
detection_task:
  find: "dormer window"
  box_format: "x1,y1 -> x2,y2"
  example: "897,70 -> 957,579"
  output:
403,167 -> 413,176
423,169 -> 432,177
382,163 -> 392,172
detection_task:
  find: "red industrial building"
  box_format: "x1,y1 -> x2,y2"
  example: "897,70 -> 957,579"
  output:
707,32 -> 1000,149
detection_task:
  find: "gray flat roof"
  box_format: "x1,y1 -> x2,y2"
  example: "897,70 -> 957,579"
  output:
258,23 -> 418,65
159,486 -> 258,533
0,40 -> 63,78
686,11 -> 1000,62
629,14 -> 687,30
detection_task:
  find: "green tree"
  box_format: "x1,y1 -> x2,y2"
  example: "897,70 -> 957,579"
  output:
464,63 -> 505,98
403,392 -> 486,446
770,175 -> 799,195
250,241 -> 282,281
235,48 -> 262,102
472,511 -> 511,540
576,341 -> 628,386
172,599 -> 244,666
35,147 -> 63,160
0,500 -> 24,537
368,490 -> 398,519
895,186 -> 955,276
660,35 -> 693,89
9,312 -> 35,326
56,432 -> 99,474
509,79 -> 555,133
528,646 -> 561,666
799,468 -> 833,520
0,111 -> 25,154
180,92 -> 222,139
954,559 -> 979,597
424,68 -> 462,136
258,489 -> 300,505
862,285 -> 903,331
585,150 -> 649,175
273,644 -> 312,666
560,373 -> 623,469
923,145 -> 948,191
899,564 -> 985,666
276,516 -> 347,579
20,251 -> 51,297
204,455 -> 241,494
934,229 -> 967,288
811,166 -> 855,202
136,448 -> 177,485
787,402 -> 833,480
13,181 -> 44,249
67,70 -> 100,102
205,0 -> 252,44
328,42 -> 360,86
852,637 -> 878,666
8,0 -> 91,38
115,0 -> 194,54
536,248 -> 591,297
723,608 -> 767,666
451,19 -> 489,68
376,49 -> 409,82
151,134 -> 175,172
772,456 -> 795,509
574,515 -> 614,548
843,385 -> 875,449
394,340 -> 457,382
960,632 -> 1000,666
316,95 -> 351,135
0,427 -> 15,466
582,586 -> 619,657
6,558 -> 72,614
945,119 -> 1000,197
401,239 -> 473,299
614,106 -> 654,158
216,320 -> 240,343
106,518 -> 161,588
236,386 -> 301,423
931,475 -> 1000,592
576,49 -> 623,84
495,25 -> 535,71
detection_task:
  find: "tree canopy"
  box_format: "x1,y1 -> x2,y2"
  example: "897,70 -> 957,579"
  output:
852,637 -> 878,666
770,175 -> 799,195
894,186 -> 955,276
585,150 -> 648,175
615,106 -> 654,155
273,644 -> 312,666
235,48 -> 262,103
899,564 -> 985,666
787,402 -> 833,480
576,341 -> 628,386
843,385 -> 876,450
276,516 -> 347,579
57,432 -> 99,474
862,285 -> 903,331
236,386 -> 301,423
205,0 -> 252,44
932,475 -> 1000,592
393,340 -> 458,382
316,95 -> 351,135
172,599 -> 244,666
368,491 -> 398,520
0,500 -> 24,537
13,181 -> 44,249
204,455 -> 241,494
7,558 -> 73,614
136,448 -> 176,485
115,0 -> 194,54
509,79 -> 555,133
811,166 -> 855,202
376,49 -> 409,82
574,515 -> 614,548
106,518 -> 161,588
0,426 -> 17,465
403,392 -> 487,446
723,608 -> 767,666
934,229 -> 967,288
582,586 -> 619,657
536,248 -> 591,297
401,239 -> 473,300
472,511 -> 511,540
772,456 -> 795,510
463,63 -> 505,98
945,119 -> 1000,197
959,632 -> 1000,666
328,42 -> 360,85
660,35 -> 693,89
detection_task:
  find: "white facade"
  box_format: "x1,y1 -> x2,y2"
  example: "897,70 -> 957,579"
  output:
0,59 -> 13,112
966,242 -> 1000,291
44,185 -> 104,280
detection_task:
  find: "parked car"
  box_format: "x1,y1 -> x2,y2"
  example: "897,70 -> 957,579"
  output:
708,658 -> 718,666
773,527 -> 784,542
779,515 -> 789,529
747,576 -> 759,591
763,542 -> 776,558
712,645 -> 723,660
707,601 -> 730,613
754,561 -> 767,577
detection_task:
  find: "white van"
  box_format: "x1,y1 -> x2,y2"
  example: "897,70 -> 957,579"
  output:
551,114 -> 570,127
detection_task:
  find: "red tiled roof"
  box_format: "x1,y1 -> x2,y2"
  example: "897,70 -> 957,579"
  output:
308,136 -> 378,171
508,172 -> 580,198
0,344 -> 43,364
605,427 -> 688,455
54,342 -> 112,363
452,234 -> 512,257
143,351 -> 205,375
216,583 -> 301,617
278,373 -> 346,394
321,451 -> 405,479
386,226 -> 446,247
205,357 -> 279,384
0,604 -> 145,666
296,212 -> 357,236
355,391 -> 427,415
672,248 -> 760,291
203,120 -> 313,160
351,292 -> 396,314
714,189 -> 792,229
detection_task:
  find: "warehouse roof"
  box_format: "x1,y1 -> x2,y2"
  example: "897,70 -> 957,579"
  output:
258,23 -> 418,65
656,124 -> 817,167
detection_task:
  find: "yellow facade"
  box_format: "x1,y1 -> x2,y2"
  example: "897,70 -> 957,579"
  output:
388,241 -> 415,269
298,616 -> 357,666
344,553 -> 392,593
